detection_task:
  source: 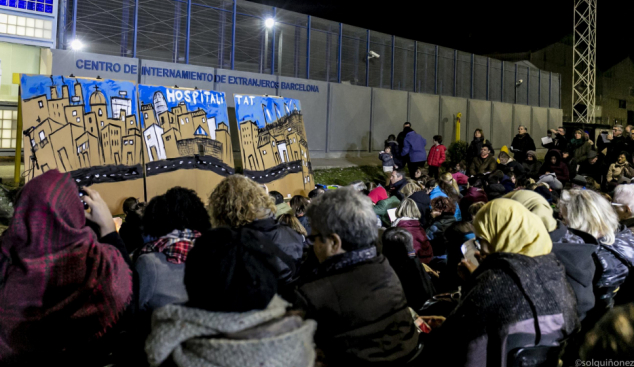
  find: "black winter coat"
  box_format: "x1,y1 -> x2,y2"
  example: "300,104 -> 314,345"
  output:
522,160 -> 543,180
296,254 -> 420,366
467,137 -> 492,162
510,134 -> 536,163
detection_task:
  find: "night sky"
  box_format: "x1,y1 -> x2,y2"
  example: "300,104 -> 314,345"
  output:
248,0 -> 629,71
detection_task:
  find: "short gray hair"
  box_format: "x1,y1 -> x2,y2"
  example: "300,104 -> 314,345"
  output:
307,187 -> 378,250
614,185 -> 634,216
519,125 -> 528,131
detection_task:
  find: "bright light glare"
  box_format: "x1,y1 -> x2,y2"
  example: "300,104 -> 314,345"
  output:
70,39 -> 83,50
264,18 -> 275,28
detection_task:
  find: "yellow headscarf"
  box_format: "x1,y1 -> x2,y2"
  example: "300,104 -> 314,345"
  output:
503,190 -> 557,232
497,145 -> 510,163
473,199 -> 552,257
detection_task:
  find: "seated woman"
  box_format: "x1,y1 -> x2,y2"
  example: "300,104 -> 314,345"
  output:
538,150 -> 570,183
146,227 -> 317,367
0,170 -> 132,365
136,187 -> 211,312
425,199 -> 579,366
430,172 -> 463,221
393,198 -> 433,264
208,175 -> 306,285
522,150 -> 542,180
382,228 -> 436,312
426,197 -> 457,260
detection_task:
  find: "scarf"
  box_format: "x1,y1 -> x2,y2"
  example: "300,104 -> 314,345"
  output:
140,229 -> 201,264
473,199 -> 552,257
569,138 -> 585,150
0,170 -> 132,359
145,295 -> 316,367
319,246 -> 377,275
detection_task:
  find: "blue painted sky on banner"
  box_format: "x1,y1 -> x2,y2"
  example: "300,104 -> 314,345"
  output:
138,85 -> 228,129
234,95 -> 301,129
20,75 -> 137,119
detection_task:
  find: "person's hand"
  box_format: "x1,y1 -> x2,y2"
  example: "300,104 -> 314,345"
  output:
457,258 -> 478,281
83,187 -> 116,237
394,165 -> 398,169
431,210 -> 442,218
550,129 -> 557,134
420,316 -> 446,330
589,140 -> 594,146
608,133 -> 614,141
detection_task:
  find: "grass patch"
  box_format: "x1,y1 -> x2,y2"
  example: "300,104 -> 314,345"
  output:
313,165 -> 390,186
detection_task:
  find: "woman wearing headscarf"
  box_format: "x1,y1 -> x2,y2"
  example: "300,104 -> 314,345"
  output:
504,190 -> 597,321
425,199 -> 579,367
0,170 -> 132,366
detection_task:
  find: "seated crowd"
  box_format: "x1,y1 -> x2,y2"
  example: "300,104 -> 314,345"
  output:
2,124 -> 634,366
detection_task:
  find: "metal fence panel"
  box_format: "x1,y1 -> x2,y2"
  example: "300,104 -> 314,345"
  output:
551,73 -> 560,109
437,47 -> 454,96
189,2 -> 232,69
275,22 -> 307,78
309,17 -> 338,82
503,61 -> 515,103
136,0 -> 187,63
340,25 -> 367,86
416,42 -> 436,94
474,55 -> 488,100
393,37 -> 414,91
540,72 -> 550,107
489,59 -> 502,102
529,68 -> 540,106
368,31 -> 392,89
517,66 -> 528,105
456,51 -> 471,98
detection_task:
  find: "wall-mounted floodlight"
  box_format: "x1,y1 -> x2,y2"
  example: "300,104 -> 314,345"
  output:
264,18 -> 275,28
70,39 -> 84,50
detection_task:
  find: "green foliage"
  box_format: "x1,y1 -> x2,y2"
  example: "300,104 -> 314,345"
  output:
446,141 -> 469,167
313,165 -> 387,186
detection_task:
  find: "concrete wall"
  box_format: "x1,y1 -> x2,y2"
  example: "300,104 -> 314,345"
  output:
467,100 -> 492,143
409,94 -> 440,146
491,102 -> 514,150
441,96 -> 468,142
513,105 -> 532,138
371,89 -> 408,151
328,83 -> 372,152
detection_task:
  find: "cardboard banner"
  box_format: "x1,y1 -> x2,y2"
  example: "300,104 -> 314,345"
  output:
138,85 -> 234,201
20,75 -> 144,214
234,94 -> 313,198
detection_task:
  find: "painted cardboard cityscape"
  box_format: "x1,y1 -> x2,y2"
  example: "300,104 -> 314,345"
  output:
138,85 -> 234,201
234,94 -> 313,197
20,75 -> 144,214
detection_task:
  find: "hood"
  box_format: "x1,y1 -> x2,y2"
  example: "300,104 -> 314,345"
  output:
504,190 -> 557,232
393,217 -> 420,227
544,150 -> 563,166
551,242 -> 597,288
145,295 -> 317,367
368,186 -> 388,204
466,186 -> 487,199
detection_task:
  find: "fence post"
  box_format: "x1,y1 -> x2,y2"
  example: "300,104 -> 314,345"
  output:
337,23 -> 342,83
470,54 -> 474,99
549,72 -> 552,108
501,62 -> 504,102
271,7 -> 276,75
527,67 -> 530,105
413,41 -> 418,92
391,35 -> 395,89
231,0 -> 236,70
306,15 -> 311,79
538,70 -> 541,107
486,57 -> 490,100
434,45 -> 438,94
132,0 -> 139,58
453,49 -> 457,97
514,64 -> 518,104
71,0 -> 77,40
366,30 -> 370,86
185,0 -> 191,64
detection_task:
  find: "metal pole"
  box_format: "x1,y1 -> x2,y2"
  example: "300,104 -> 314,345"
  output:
366,30 -> 370,86
470,54 -> 474,99
306,15 -> 311,79
132,0 -> 139,58
413,41 -> 418,92
549,72 -> 552,108
72,0 -> 78,40
434,45 -> 438,94
453,49 -> 457,97
559,73 -> 561,109
486,57 -> 490,100
538,70 -> 541,107
391,35 -> 395,90
337,23 -> 342,83
271,7 -> 276,75
501,62 -> 504,102
14,88 -> 23,187
185,0 -> 191,64
514,64 -> 518,104
57,0 -> 68,49
231,0 -> 236,70
527,67 -> 530,105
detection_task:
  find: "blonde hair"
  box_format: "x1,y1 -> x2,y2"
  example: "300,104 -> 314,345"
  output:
207,175 -> 276,228
401,182 -> 421,197
469,201 -> 486,219
277,213 -> 308,236
396,198 -> 421,219
559,189 -> 619,245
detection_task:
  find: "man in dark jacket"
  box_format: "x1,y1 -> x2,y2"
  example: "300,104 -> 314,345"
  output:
544,127 -> 568,151
389,170 -> 408,200
469,145 -> 498,176
510,125 -> 536,163
296,188 -> 420,366
605,125 -> 628,165
579,151 -> 607,187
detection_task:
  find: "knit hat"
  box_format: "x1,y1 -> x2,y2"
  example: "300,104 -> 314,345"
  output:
587,150 -> 598,160
185,227 -> 280,312
526,150 -> 537,158
572,175 -> 587,187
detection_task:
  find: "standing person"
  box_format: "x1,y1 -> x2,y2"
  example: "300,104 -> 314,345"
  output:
467,129 -> 492,162
378,145 -> 396,173
605,125 -> 628,165
0,171 -> 133,366
425,199 -> 579,366
400,123 -> 428,179
393,198 -> 433,264
510,125 -> 536,163
427,135 -> 446,180
397,122 -> 412,169
468,145 -> 498,176
385,134 -> 402,168
296,188 -> 421,365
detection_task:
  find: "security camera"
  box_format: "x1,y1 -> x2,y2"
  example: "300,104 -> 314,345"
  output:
368,51 -> 380,59
516,79 -> 524,86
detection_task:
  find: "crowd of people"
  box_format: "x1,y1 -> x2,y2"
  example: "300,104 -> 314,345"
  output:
1,122 -> 634,366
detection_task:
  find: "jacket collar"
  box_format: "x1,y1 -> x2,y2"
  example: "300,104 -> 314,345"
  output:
318,246 -> 377,275
393,217 -> 419,227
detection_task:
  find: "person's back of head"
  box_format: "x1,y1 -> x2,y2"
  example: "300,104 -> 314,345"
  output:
581,304 -> 634,361
382,228 -> 415,260
277,213 -> 307,236
387,134 -> 396,141
559,189 -> 620,245
401,182 -> 421,198
290,195 -> 309,216
468,177 -> 485,189
306,188 -> 378,252
614,185 -> 634,218
269,191 -> 285,205
396,198 -> 421,220
349,180 -> 368,192
123,197 -> 139,215
433,135 -> 443,144
208,175 -> 276,228
431,196 -> 456,215
143,187 -> 211,238
308,188 -> 325,200
469,201 -> 486,220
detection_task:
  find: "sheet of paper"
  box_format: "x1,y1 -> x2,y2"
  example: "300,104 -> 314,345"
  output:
387,208 -> 397,224
541,137 -> 553,145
